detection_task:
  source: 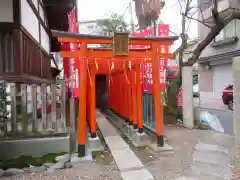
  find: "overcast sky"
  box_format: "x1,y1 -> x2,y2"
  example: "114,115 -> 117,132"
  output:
77,0 -> 198,51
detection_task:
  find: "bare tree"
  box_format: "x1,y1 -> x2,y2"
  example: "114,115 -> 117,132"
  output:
164,0 -> 240,123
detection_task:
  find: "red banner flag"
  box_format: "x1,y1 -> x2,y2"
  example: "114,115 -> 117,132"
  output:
132,24 -> 169,93
68,7 -> 79,97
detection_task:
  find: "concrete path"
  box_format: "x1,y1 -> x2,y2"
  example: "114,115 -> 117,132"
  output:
96,110 -> 155,180
178,132 -> 232,180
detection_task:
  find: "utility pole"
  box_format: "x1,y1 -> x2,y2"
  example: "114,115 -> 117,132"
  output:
153,20 -> 157,36
129,1 -> 135,32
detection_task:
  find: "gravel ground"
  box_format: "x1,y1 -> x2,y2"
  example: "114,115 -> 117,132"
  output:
132,125 -> 239,180
0,150 -> 122,180
133,126 -> 198,180
230,144 -> 240,180
104,112 -> 240,180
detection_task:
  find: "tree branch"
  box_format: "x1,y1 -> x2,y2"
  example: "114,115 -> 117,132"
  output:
177,0 -> 183,13
184,11 -> 240,66
185,14 -> 213,28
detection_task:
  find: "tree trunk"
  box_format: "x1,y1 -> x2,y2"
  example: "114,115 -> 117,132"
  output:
164,71 -> 182,124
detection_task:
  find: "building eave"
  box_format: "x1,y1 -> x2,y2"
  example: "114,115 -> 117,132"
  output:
198,50 -> 240,64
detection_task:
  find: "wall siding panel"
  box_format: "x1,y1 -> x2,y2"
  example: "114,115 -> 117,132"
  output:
40,25 -> 50,53
21,0 -> 40,43
0,0 -> 13,22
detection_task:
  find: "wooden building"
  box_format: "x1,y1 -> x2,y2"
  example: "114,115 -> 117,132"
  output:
0,0 -> 76,84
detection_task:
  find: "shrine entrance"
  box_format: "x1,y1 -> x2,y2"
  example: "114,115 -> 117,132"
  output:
95,75 -> 107,112
52,30 -> 177,157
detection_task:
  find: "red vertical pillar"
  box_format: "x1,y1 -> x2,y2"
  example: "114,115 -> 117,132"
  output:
152,43 -> 164,147
132,69 -> 138,129
78,42 -> 87,157
128,71 -> 133,125
89,68 -> 96,138
136,65 -> 143,133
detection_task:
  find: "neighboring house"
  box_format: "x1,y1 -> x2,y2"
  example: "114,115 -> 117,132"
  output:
0,0 -> 53,83
174,38 -> 199,76
175,38 -> 199,64
197,0 -> 240,111
78,19 -> 108,48
78,20 -> 100,34
0,0 -> 76,113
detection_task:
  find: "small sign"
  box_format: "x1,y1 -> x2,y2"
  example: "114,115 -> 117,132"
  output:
113,32 -> 129,56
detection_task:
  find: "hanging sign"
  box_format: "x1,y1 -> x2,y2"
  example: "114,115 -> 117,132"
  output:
68,7 -> 79,97
132,24 -> 169,93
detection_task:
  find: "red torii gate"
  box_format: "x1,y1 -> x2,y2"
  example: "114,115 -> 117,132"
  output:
52,30 -> 177,157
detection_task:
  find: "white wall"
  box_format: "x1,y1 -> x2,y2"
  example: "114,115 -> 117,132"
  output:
41,25 -> 50,53
20,0 -> 50,53
39,4 -> 45,25
213,63 -> 233,97
21,0 -> 40,43
0,0 -> 13,22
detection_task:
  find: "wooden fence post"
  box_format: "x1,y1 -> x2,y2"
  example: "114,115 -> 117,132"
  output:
31,84 -> 38,132
21,84 -> 28,133
60,80 -> 66,132
41,84 -> 47,130
51,84 -> 57,131
10,83 -> 17,134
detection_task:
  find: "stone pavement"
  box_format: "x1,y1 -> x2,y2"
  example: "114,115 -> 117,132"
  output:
3,111 -> 239,180
132,125 -> 236,180
105,110 -> 237,180
96,110 -> 154,180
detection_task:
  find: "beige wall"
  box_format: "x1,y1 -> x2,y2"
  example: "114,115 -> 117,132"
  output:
175,42 -> 199,64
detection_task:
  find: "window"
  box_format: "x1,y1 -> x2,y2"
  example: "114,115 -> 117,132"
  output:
215,20 -> 236,42
87,25 -> 94,29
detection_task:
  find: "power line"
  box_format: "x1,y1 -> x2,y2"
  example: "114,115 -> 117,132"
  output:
120,3 -> 130,19
159,19 -> 179,36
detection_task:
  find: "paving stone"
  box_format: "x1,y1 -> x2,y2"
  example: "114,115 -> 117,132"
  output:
22,167 -> 29,172
3,168 -> 24,176
27,166 -> 45,173
97,118 -> 119,137
111,147 -> 144,171
191,161 -> 232,180
55,153 -> 69,162
48,161 -> 65,170
195,143 -> 229,154
121,168 -> 154,180
0,168 -> 4,176
187,173 -> 229,180
43,163 -> 54,168
191,142 -> 232,180
193,150 -> 230,165
174,177 -> 199,180
105,136 -> 129,150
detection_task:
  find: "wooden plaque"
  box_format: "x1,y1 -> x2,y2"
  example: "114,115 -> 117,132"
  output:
112,32 -> 129,56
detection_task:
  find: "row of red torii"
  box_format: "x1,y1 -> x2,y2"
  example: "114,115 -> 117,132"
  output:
52,30 -> 178,157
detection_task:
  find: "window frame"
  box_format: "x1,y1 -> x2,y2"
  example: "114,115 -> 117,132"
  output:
214,20 -> 237,42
